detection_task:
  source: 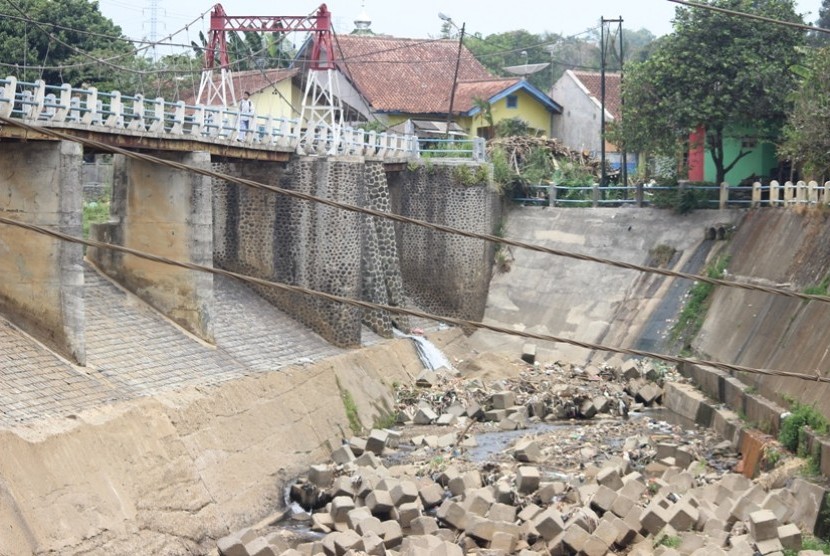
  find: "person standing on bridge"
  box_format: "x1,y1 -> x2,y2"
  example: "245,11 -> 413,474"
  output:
238,91 -> 254,141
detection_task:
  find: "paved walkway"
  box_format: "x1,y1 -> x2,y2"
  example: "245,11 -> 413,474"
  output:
0,266 -> 395,426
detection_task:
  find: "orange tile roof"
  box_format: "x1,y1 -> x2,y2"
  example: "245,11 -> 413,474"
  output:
571,71 -> 621,120
333,35 -> 496,114
453,78 -> 522,112
180,68 -> 298,106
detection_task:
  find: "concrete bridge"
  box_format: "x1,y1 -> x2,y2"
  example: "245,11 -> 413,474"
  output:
0,76 -> 497,368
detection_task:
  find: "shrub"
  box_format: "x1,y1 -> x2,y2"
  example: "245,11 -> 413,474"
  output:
779,402 -> 828,453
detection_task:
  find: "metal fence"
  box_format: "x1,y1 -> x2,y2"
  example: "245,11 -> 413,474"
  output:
0,76 -> 486,162
512,180 -> 830,209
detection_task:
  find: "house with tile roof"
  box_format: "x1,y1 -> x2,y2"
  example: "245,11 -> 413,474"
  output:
550,70 -> 628,170
182,68 -> 301,121
294,34 -> 562,138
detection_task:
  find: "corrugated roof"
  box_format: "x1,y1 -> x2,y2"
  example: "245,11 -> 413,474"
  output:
571,71 -> 621,120
333,35 -> 495,114
181,68 -> 298,106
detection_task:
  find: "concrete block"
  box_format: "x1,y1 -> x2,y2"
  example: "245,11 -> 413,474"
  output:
492,391 -> 516,409
513,440 -> 543,463
309,464 -> 334,488
462,489 -> 494,517
311,512 -> 335,533
332,530 -> 363,555
448,470 -> 481,497
484,409 -> 507,422
409,516 -> 439,535
331,445 -> 356,465
570,507 -> 600,533
532,507 -> 565,541
390,480 -> 419,506
328,476 -> 354,499
396,502 -> 421,528
668,499 -> 699,531
593,518 -> 618,547
365,490 -> 394,516
579,399 -> 598,419
415,369 -> 436,387
516,466 -> 540,494
596,467 -> 624,491
621,360 -> 641,380
436,499 -> 467,530
435,413 -> 457,426
562,524 -> 590,553
487,502 -> 517,523
636,382 -> 662,405
748,509 -> 779,542
788,478 -> 828,533
777,523 -> 801,551
348,437 -> 367,456
331,496 -> 356,523
361,531 -> 386,556
640,497 -> 671,535
521,343 -> 536,364
754,537 -> 783,555
417,482 -> 444,509
354,515 -> 383,536
518,504 -> 542,523
246,538 -> 278,556
346,507 -> 374,530
378,520 -> 403,549
365,429 -> 389,456
465,515 -> 496,542
354,452 -> 382,468
413,407 -> 438,425
491,530 -> 518,552
610,493 -> 636,518
217,531 -> 250,556
589,484 -> 618,515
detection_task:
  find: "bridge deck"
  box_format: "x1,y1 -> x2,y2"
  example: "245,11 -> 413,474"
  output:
0,266 -> 390,426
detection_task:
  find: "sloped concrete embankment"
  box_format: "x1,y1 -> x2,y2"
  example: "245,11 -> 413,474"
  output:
0,338 -> 426,556
471,207 -> 741,364
695,209 -> 830,420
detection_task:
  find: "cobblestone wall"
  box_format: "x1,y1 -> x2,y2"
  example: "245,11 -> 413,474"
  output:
388,163 -> 498,324
213,157 -> 366,347
214,158 -> 496,345
361,161 -> 410,337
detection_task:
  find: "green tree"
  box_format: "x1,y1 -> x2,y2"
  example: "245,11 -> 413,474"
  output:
612,0 -> 804,184
0,0 -> 134,88
780,46 -> 830,180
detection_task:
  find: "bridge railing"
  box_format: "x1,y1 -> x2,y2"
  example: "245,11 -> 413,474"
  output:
512,181 -> 830,208
0,76 -> 487,163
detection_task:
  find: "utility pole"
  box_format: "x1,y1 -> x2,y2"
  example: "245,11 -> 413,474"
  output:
446,22 -> 465,138
600,17 -> 622,188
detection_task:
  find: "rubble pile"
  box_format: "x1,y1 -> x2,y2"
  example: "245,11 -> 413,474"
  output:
216,358 -> 818,556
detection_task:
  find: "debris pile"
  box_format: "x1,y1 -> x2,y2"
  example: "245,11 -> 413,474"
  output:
486,136 -> 601,179
216,357 -> 817,556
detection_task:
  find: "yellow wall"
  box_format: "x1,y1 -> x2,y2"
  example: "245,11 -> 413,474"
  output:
250,81 -> 303,122
469,89 -> 552,138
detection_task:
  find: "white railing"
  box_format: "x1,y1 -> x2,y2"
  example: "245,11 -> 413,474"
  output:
0,76 -> 486,162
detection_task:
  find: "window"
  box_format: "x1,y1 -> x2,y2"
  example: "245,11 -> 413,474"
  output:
506,94 -> 518,109
741,137 -> 757,149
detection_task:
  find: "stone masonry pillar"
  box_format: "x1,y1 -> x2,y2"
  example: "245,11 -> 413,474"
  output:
89,151 -> 214,342
0,140 -> 86,364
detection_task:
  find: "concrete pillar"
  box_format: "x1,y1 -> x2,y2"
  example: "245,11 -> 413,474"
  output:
89,151 -> 214,342
0,140 -> 85,363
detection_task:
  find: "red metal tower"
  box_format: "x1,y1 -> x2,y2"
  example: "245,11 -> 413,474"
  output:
196,4 -> 342,142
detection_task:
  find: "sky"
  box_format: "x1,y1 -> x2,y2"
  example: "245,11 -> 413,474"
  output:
97,0 -> 823,52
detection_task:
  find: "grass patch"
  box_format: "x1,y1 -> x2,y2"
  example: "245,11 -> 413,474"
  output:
82,200 -> 110,238
670,255 -> 730,348
655,534 -> 681,548
372,412 -> 398,430
804,275 -> 830,296
649,244 -> 677,268
779,402 -> 828,453
335,377 -> 363,435
785,534 -> 830,555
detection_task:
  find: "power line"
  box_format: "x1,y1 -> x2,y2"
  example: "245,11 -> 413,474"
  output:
0,114 -> 827,308
0,213 -> 827,385
667,0 -> 828,34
